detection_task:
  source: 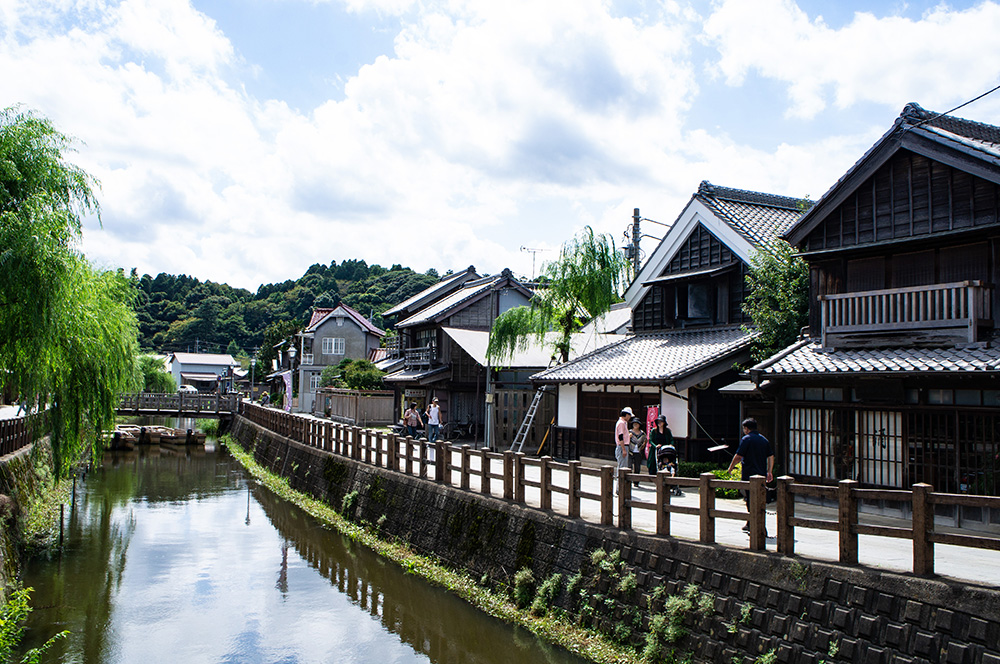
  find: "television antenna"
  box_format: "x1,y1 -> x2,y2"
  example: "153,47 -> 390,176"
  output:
520,246 -> 549,280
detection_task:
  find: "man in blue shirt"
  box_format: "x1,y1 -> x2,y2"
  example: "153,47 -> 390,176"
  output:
728,417 -> 774,535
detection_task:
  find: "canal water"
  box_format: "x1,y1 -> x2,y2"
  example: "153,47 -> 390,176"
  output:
19,441 -> 588,664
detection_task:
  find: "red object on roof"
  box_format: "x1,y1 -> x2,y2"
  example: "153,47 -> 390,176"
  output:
306,304 -> 385,337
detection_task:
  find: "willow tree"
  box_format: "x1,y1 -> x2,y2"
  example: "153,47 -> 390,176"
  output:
0,106 -> 140,476
487,226 -> 629,365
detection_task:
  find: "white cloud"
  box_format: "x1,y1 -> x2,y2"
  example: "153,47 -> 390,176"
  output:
703,0 -> 1000,119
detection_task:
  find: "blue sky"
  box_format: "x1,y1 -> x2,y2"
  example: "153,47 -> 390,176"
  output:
2,0 -> 999,290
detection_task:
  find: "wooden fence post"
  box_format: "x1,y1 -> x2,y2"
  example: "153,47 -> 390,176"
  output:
699,472 -> 715,544
515,453 -> 526,504
838,479 -> 859,565
419,440 -> 428,479
481,449 -> 491,495
912,483 -> 934,576
618,467 -> 630,530
539,456 -> 552,511
461,445 -> 471,490
435,440 -> 446,483
568,460 -> 581,519
404,437 -> 413,475
503,451 -> 514,500
656,470 -> 670,537
374,431 -> 383,467
387,433 -> 398,472
363,429 -> 372,464
777,475 -> 795,555
748,475 -> 766,551
600,465 -> 613,526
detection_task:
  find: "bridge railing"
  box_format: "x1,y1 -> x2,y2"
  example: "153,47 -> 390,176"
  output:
118,393 -> 239,415
237,402 -> 1000,578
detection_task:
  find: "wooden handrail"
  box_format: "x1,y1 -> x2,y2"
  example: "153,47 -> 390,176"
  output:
237,404 -> 1000,578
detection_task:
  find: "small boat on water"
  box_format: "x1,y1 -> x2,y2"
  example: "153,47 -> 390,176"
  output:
107,425 -> 207,447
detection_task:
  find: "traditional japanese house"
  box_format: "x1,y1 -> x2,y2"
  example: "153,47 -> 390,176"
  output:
532,181 -> 806,461
749,103 -> 1000,496
382,269 -> 538,443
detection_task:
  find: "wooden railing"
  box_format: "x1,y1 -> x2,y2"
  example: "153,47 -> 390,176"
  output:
118,393 -> 240,415
238,403 -> 1000,578
0,412 -> 47,457
819,280 -> 993,346
403,346 -> 436,368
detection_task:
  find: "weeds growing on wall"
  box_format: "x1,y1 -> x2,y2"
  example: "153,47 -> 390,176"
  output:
195,419 -> 219,437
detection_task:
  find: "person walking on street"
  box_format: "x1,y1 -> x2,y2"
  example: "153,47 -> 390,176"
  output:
425,397 -> 441,443
403,402 -> 423,439
614,407 -> 633,495
629,418 -> 646,487
727,417 -> 774,536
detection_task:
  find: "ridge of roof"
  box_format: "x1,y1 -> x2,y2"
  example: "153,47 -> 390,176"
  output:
395,268 -> 529,328
696,180 -> 807,211
901,102 -> 1000,145
383,265 -> 479,317
306,303 -> 384,336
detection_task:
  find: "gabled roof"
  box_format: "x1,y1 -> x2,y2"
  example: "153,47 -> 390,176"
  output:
383,266 -> 480,318
694,181 -> 807,252
750,339 -> 1000,379
304,303 -> 385,337
578,302 -> 632,336
785,102 -> 1000,247
168,352 -> 238,367
395,268 -> 532,328
531,326 -> 756,390
623,181 -> 806,306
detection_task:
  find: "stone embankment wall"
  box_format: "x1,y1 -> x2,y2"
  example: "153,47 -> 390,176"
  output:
0,445 -> 42,589
231,417 -> 1000,664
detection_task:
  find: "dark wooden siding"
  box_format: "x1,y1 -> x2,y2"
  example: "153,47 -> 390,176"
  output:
804,150 -> 1000,252
666,224 -> 736,273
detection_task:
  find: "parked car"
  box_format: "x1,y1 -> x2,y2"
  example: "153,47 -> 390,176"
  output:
178,385 -> 198,394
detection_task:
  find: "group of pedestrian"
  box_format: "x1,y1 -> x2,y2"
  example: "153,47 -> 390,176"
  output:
402,397 -> 442,442
613,407 -> 681,495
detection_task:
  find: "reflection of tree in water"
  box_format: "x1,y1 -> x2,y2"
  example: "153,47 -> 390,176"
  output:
251,485 -> 585,664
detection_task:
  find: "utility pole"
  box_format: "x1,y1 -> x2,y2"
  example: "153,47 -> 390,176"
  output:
632,208 -> 642,277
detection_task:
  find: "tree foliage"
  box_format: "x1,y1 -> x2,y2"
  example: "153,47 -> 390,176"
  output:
320,358 -> 385,391
0,106 -> 140,476
487,226 -> 629,364
137,355 -> 175,393
741,240 -> 810,363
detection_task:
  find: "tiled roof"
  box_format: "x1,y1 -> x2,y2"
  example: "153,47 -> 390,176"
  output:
751,340 -> 1000,377
168,352 -> 238,366
695,181 -> 807,251
396,269 -> 529,328
532,326 -> 755,384
383,266 -> 479,317
902,102 -> 1000,158
306,303 -> 385,336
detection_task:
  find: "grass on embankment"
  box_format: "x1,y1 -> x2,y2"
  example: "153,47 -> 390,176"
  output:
220,434 -> 639,664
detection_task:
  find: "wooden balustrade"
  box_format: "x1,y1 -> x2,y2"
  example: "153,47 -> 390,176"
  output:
0,412 -> 47,457
819,280 -> 993,346
237,403 -> 1000,577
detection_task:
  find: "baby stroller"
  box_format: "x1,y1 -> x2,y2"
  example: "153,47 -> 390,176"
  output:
655,443 -> 683,496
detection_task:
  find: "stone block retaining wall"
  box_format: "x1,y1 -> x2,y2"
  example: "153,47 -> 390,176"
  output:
231,417 -> 1000,664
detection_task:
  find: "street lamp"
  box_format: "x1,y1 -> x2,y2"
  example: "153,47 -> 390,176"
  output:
287,345 -> 297,413
250,356 -> 257,401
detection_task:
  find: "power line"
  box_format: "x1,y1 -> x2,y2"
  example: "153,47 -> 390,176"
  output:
912,82 -> 1000,127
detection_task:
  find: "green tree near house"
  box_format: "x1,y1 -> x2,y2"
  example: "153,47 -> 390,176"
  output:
137,355 -> 175,393
741,240 -> 810,363
487,226 -> 629,365
320,359 -> 385,391
0,106 -> 140,476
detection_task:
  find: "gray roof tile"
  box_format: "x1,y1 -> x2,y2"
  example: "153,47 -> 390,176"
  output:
532,326 -> 756,384
695,181 -> 807,251
752,340 -> 1000,376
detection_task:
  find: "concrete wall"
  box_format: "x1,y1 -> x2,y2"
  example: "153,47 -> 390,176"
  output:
0,445 -> 44,590
230,416 -> 1000,664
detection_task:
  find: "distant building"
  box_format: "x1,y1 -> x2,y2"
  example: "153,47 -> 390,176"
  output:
166,352 -> 239,392
295,303 -> 385,414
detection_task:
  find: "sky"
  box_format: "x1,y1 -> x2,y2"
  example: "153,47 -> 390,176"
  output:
3,0 -> 1000,292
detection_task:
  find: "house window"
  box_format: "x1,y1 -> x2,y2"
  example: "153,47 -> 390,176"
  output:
337,317 -> 344,326
309,374 -> 321,391
322,338 -> 345,355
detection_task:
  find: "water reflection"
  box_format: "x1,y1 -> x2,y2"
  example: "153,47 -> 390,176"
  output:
20,444 -> 587,664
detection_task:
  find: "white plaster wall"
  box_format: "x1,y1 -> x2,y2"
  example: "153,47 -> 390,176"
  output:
558,384 -> 577,428
660,389 -> 689,438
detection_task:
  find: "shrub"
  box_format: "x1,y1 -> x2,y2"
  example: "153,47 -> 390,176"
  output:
530,572 -> 562,616
513,568 -> 535,609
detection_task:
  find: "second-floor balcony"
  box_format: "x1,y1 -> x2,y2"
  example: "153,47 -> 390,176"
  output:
819,280 -> 994,348
403,346 -> 437,368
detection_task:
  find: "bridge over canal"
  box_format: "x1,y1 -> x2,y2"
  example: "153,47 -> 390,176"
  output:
117,393 -> 241,419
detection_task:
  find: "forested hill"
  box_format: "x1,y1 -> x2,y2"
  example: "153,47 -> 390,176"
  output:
133,259 -> 440,355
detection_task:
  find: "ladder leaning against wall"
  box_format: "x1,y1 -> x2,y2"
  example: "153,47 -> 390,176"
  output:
509,386 -> 551,453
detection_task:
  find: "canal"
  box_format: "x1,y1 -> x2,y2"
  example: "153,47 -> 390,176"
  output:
19,440 -> 589,664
